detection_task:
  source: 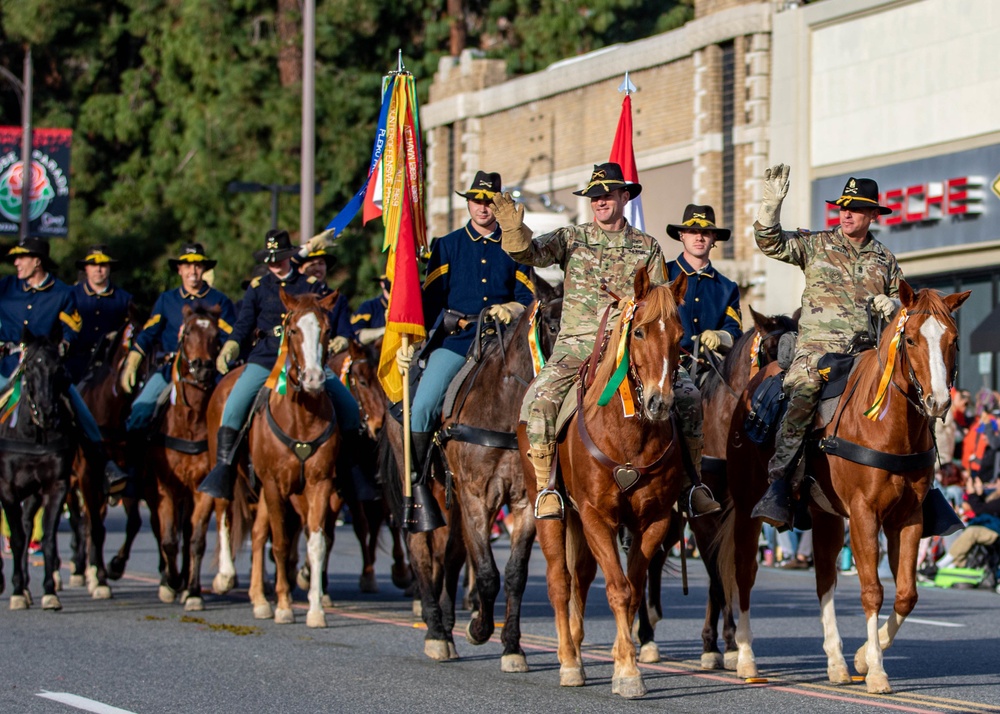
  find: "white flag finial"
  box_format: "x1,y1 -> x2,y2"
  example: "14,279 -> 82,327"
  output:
618,71 -> 637,96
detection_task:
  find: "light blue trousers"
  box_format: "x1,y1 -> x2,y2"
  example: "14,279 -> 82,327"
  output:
410,349 -> 466,432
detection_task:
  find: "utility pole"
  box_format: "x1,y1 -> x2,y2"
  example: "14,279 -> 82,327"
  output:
20,45 -> 32,241
300,0 -> 316,241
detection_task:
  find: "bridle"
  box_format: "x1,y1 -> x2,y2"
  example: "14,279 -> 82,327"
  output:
280,307 -> 329,393
875,308 -> 954,420
173,319 -> 218,408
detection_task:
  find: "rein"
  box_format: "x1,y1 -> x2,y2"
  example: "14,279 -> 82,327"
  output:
171,321 -> 217,408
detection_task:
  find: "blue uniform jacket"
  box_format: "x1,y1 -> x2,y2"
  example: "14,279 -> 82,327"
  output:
132,285 -> 235,363
329,292 -> 354,341
666,254 -> 742,353
0,273 -> 82,377
231,270 -> 335,368
350,295 -> 388,332
72,281 -> 133,355
422,221 -> 534,356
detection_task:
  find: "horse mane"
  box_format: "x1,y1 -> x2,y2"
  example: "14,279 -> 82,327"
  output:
591,283 -> 678,391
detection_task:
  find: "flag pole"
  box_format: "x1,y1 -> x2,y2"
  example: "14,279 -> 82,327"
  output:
401,334 -> 412,500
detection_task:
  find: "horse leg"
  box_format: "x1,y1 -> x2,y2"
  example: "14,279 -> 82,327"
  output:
65,485 -> 88,586
731,509 -> 763,679
304,479 -> 333,628
82,473 -> 112,600
109,496 -> 143,580
498,500 -> 536,673
184,493 -> 215,612
40,479 -> 69,611
249,493 -> 273,619
848,509 -> 891,693
441,509 -> 466,659
459,485 -> 501,647
349,494 -> 378,593
153,486 -> 181,604
3,496 -> 29,608
537,516 -> 584,686
811,511 -> 849,683
635,521 -> 673,665
408,531 -> 450,660
263,484 -> 294,624
388,516 -> 412,591
213,502 -> 238,594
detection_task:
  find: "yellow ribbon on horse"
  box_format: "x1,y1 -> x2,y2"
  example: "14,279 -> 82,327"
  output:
864,308 -> 909,421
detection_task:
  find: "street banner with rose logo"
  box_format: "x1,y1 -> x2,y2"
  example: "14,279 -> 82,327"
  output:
0,127 -> 72,238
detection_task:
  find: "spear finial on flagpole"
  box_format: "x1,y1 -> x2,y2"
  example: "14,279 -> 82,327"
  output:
618,71 -> 636,96
389,49 -> 406,76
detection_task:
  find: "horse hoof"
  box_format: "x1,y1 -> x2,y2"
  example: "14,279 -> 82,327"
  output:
423,640 -> 451,661
184,597 -> 204,612
412,599 -> 422,619
448,642 -> 459,660
736,660 -> 759,679
212,573 -> 236,595
158,585 -> 176,604
85,566 -> 98,594
296,567 -> 311,592
23,589 -> 33,607
92,585 -> 112,601
321,594 -> 334,608
612,675 -> 647,699
559,666 -> 586,687
500,654 -> 528,673
465,619 -> 490,646
306,610 -> 327,629
359,572 -> 379,594
108,557 -> 126,581
179,590 -> 191,604
391,565 -> 412,590
828,661 -> 851,684
638,642 -> 660,664
53,572 -> 63,592
700,652 -> 723,670
68,574 -> 86,588
865,673 -> 893,694
723,651 -> 739,671
42,594 -> 62,611
253,603 -> 273,620
10,595 -> 29,610
853,647 -> 869,675
274,608 -> 295,624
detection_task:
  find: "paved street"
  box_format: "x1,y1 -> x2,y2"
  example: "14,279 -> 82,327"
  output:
3,506 -> 1000,714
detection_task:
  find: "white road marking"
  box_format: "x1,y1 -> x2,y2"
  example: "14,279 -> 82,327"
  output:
36,691 -> 137,714
879,614 -> 964,628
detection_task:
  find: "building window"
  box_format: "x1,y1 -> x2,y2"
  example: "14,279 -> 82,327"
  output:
721,41 -> 735,260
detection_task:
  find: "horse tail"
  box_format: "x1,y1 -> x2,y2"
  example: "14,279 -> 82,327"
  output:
713,504 -> 739,613
377,424 -> 405,529
228,473 -> 254,557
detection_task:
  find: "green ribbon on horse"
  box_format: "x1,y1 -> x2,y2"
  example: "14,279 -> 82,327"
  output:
597,301 -> 637,417
264,332 -> 290,396
0,364 -> 23,424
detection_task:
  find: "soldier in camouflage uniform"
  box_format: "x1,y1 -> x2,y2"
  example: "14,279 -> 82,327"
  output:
492,162 -> 720,520
751,167 -> 902,529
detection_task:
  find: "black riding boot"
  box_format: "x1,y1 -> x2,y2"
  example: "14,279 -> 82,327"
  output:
197,427 -> 240,500
752,468 -> 795,530
922,488 -> 964,538
405,431 -> 445,533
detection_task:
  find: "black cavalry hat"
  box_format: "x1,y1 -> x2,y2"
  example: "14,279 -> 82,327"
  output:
572,162 -> 641,199
292,244 -> 337,271
253,229 -> 298,264
5,236 -> 58,271
456,171 -> 502,201
75,244 -> 119,269
168,242 -> 217,270
826,177 -> 892,215
666,204 -> 731,241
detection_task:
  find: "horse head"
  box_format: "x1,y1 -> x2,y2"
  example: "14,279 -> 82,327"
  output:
531,274 -> 564,359
178,304 -> 222,386
279,289 -> 337,395
890,281 -> 970,419
343,339 -> 386,438
18,324 -> 68,431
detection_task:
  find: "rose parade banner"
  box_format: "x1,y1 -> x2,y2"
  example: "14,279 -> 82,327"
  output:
0,127 -> 72,238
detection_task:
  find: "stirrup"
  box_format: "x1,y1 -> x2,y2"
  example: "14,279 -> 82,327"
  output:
685,483 -> 721,518
533,488 -> 565,521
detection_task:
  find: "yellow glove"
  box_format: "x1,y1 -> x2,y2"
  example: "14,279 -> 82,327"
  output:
305,229 -> 335,254
487,301 -> 525,325
699,330 -> 732,353
356,326 -> 385,345
396,343 -> 416,375
329,335 -> 349,355
120,351 -> 144,394
491,192 -> 533,253
756,163 -> 790,227
216,340 -> 240,375
872,294 -> 899,320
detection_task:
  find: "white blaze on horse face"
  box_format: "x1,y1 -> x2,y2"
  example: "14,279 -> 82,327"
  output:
196,318 -> 211,329
296,312 -> 325,390
919,317 -> 949,410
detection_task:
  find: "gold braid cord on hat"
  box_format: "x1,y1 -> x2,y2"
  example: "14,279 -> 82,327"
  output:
582,178 -> 626,194
466,189 -> 496,200
834,195 -> 878,206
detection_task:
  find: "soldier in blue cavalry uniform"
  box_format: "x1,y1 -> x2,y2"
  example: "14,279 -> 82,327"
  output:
350,274 -> 390,346
664,204 -> 742,369
0,238 -> 129,494
198,229 -> 361,500
292,244 -> 354,354
66,244 -> 133,383
120,243 -> 236,467
395,171 -> 534,488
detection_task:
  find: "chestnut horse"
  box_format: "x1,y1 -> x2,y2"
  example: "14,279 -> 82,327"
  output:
635,307 -> 798,668
720,282 -> 969,694
438,278 -> 562,672
522,268 -> 687,699
234,290 -> 339,627
147,304 -> 221,611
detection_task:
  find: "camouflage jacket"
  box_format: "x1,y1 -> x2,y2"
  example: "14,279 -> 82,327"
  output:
755,223 -> 902,350
507,221 -> 666,360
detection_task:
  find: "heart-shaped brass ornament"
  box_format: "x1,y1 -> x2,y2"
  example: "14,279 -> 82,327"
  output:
293,442 -> 313,460
613,465 -> 640,491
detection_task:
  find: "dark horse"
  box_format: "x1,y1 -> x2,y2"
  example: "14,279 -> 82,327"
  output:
436,277 -> 562,672
147,304 -> 221,611
635,306 -> 798,668
720,282 -> 969,694
0,327 -> 76,611
522,268 -> 687,698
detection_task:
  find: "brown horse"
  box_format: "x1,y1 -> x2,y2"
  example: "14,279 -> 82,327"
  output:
438,278 -> 562,672
232,290 -> 340,627
634,306 -> 798,668
720,282 -> 969,694
523,268 -> 687,699
146,304 -> 221,610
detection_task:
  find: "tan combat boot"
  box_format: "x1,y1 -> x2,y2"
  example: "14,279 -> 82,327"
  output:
681,439 -> 721,517
530,447 -> 563,520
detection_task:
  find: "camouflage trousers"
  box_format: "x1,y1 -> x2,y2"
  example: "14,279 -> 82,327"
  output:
769,349 -> 824,479
521,352 -> 702,456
